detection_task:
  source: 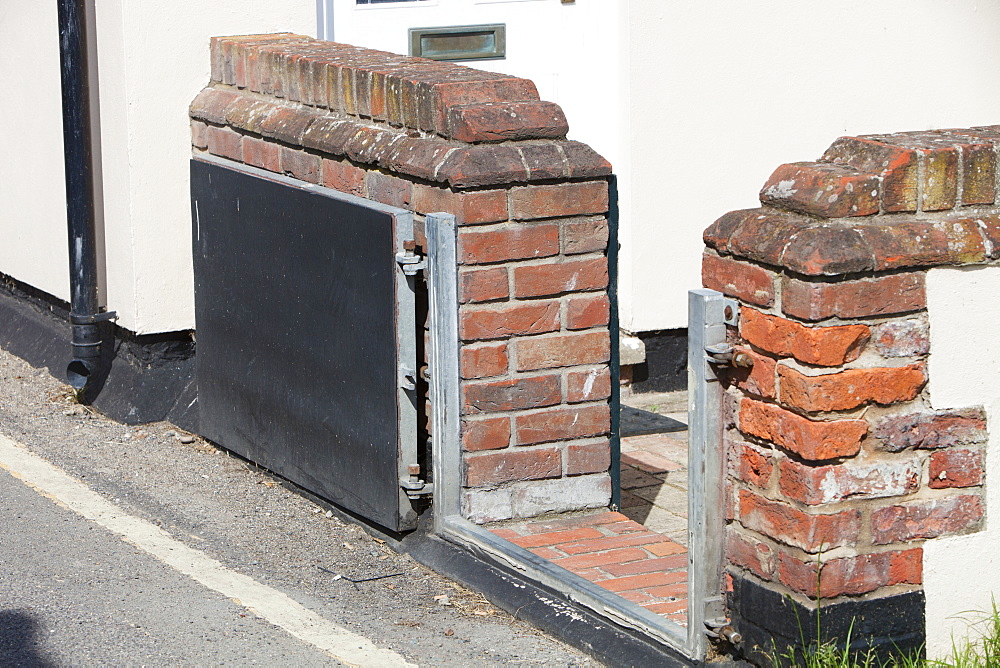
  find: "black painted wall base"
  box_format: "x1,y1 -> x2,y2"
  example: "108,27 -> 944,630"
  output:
0,275 -> 197,431
729,575 -> 925,666
631,328 -> 688,393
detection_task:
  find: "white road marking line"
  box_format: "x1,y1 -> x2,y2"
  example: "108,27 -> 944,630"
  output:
0,433 -> 414,668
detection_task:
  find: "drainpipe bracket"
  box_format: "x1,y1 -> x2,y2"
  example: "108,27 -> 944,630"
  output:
71,311 -> 117,325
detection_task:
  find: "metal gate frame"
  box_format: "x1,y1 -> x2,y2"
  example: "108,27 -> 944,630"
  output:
423,212 -> 729,661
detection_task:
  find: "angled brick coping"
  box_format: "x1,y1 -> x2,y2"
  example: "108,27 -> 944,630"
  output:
192,35 -> 614,524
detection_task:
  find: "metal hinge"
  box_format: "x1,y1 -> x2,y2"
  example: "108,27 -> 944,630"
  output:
396,241 -> 426,276
400,464 -> 433,499
399,363 -> 417,391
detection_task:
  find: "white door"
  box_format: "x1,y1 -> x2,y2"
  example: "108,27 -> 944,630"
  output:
320,0 -> 621,163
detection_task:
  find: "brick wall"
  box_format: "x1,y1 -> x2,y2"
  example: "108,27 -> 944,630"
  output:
190,34 -> 613,524
704,128 -> 999,654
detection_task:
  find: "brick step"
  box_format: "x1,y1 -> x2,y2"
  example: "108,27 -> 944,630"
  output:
489,511 -> 688,627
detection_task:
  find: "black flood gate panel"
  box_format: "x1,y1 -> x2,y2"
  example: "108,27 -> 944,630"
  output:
191,156 -> 421,531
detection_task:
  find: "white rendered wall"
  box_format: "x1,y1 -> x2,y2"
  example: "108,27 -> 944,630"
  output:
0,4 -> 71,302
90,1 -> 316,334
924,266 -> 1000,659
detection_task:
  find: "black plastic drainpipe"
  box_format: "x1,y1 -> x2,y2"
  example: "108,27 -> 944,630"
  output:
57,0 -> 113,390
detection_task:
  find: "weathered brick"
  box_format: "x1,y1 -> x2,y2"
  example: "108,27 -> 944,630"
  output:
778,548 -> 922,599
515,405 -> 611,445
566,367 -> 612,403
780,225 -> 877,276
822,136 -> 918,212
459,301 -> 560,341
740,308 -> 870,367
960,141 -> 997,205
507,528 -> 604,549
562,219 -> 609,255
447,100 -> 568,142
561,141 -> 613,179
510,182 -> 609,220
520,144 -> 568,180
781,273 -> 926,321
206,126 -> 243,162
702,253 -> 776,307
191,120 -> 209,150
462,374 -> 561,414
776,364 -> 926,412
242,136 -> 280,172
411,185 -> 509,225
738,398 -> 867,461
513,258 -> 608,298
365,171 -> 412,208
724,208 -> 819,269
566,441 -> 611,476
873,319 -> 930,358
459,267 -> 509,304
778,457 -> 919,505
873,408 -> 987,452
872,495 -> 984,544
852,218 -> 986,270
760,161 -> 880,217
739,490 -> 861,553
437,145 -> 530,188
465,447 -> 562,486
190,88 -> 240,124
462,416 -> 511,451
516,331 -> 610,371
566,295 -> 610,330
280,147 -> 320,183
723,346 -> 777,399
259,106 -> 319,145
727,528 -> 775,581
929,449 -> 983,489
460,342 -> 508,379
458,224 -> 560,265
321,159 -> 366,196
728,438 -> 774,489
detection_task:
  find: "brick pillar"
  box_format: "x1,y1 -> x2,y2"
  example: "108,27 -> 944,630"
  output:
191,34 -> 613,524
704,128 -> 997,660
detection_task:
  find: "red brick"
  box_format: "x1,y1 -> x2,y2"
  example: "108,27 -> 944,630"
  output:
364,171 -> 411,208
280,147 -> 320,183
929,449 -> 983,489
873,409 -> 987,452
190,88 -> 240,124
462,374 -> 561,414
760,161 -> 880,217
740,309 -> 870,367
566,367 -> 612,403
644,583 -> 688,600
460,343 -> 508,379
515,405 -> 611,445
458,224 -> 560,264
566,295 -> 610,330
822,136 -> 919,212
465,447 -> 561,486
641,600 -> 688,615
739,490 -> 861,553
437,145 -> 530,188
566,441 -> 611,476
702,253 -> 776,307
852,217 -> 986,271
191,120 -> 209,149
513,258 -> 608,298
555,531 -> 658,555
516,331 -> 610,371
873,319 -> 930,358
723,346 -> 776,399
778,457 -> 919,505
776,364 -> 926,412
508,528 -> 604,549
459,267 -> 509,304
778,548 -> 923,599
241,136 -> 280,172
459,301 -> 560,341
321,159 -> 365,196
562,219 -> 609,255
510,182 -> 609,220
872,495 -> 984,544
462,416 -> 511,451
602,553 -> 688,577
552,548 -> 649,571
648,542 -> 685,558
447,100 -> 568,143
206,125 -> 243,162
729,439 -> 773,489
727,529 -> 775,581
779,225 -> 876,276
411,185 -> 508,225
738,398 -> 867,461
781,273 -> 926,321
598,571 -> 685,593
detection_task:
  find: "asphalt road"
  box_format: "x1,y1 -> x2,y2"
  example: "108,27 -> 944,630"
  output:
0,346 -> 597,667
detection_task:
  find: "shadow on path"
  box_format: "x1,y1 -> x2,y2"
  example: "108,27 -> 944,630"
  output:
0,610 -> 56,668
